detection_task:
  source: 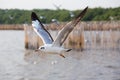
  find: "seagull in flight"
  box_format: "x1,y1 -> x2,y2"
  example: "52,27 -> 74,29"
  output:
31,7 -> 88,58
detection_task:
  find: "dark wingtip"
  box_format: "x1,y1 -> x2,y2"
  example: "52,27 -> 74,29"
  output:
85,6 -> 88,11
76,6 -> 88,19
81,6 -> 88,16
73,6 -> 88,26
31,12 -> 39,21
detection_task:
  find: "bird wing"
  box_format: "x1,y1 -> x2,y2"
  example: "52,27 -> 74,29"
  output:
31,12 -> 53,44
52,7 -> 88,47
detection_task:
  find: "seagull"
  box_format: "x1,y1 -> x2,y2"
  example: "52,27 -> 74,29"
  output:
31,7 -> 88,58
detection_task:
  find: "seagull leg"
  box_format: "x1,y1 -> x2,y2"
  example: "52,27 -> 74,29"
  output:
59,54 -> 65,58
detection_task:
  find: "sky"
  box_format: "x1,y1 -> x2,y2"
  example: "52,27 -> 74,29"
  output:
0,0 -> 120,10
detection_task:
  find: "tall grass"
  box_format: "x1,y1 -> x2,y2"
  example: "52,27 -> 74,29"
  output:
24,21 -> 120,50
0,21 -> 119,30
0,24 -> 24,30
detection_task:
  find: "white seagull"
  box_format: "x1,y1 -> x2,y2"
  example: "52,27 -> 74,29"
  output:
31,7 -> 88,58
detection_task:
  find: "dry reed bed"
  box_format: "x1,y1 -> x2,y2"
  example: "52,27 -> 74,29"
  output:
0,21 -> 120,30
0,22 -> 119,50
24,21 -> 120,50
24,25 -> 85,50
47,21 -> 120,31
0,24 -> 24,30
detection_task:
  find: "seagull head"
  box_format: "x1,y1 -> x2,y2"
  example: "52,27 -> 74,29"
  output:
39,46 -> 46,51
38,44 -> 52,52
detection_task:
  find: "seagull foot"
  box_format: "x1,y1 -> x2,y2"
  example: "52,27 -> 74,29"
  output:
59,54 -> 65,58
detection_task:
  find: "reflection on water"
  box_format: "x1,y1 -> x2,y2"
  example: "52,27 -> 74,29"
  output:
24,49 -> 120,80
0,31 -> 120,80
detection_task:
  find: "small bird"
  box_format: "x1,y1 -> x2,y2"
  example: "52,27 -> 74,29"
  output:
31,7 -> 88,58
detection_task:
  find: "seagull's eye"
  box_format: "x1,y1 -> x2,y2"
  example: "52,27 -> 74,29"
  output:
40,47 -> 45,49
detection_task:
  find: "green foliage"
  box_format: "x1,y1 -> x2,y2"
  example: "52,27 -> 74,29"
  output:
0,7 -> 119,24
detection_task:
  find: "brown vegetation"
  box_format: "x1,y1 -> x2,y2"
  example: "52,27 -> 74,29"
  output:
0,21 -> 120,30
47,21 -> 120,31
0,24 -> 24,30
0,21 -> 119,50
24,21 -> 120,50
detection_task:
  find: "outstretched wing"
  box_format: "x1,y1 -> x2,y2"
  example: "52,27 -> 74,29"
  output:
52,7 -> 88,47
31,12 -> 53,44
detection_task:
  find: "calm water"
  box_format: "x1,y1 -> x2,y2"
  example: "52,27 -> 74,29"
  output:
0,30 -> 120,80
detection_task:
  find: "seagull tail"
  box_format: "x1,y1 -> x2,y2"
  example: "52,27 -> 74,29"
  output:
66,49 -> 72,52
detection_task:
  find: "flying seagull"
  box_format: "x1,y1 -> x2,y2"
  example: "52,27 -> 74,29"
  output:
31,7 -> 88,58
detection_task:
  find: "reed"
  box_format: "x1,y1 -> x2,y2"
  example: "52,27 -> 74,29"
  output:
24,25 -> 43,49
47,21 -> 120,31
24,23 -> 85,50
23,21 -> 120,50
0,24 -> 24,30
0,21 -> 119,30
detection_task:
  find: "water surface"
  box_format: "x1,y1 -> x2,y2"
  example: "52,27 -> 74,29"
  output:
0,30 -> 120,80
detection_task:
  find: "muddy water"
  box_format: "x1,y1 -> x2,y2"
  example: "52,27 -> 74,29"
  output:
0,31 -> 120,80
